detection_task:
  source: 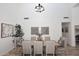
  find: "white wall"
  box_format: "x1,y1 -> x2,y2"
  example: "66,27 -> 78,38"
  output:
0,4 -> 19,55
71,6 -> 79,47
16,3 -> 72,42
72,7 -> 79,25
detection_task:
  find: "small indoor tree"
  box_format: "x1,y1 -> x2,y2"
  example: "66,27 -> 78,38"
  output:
13,24 -> 24,47
14,24 -> 24,37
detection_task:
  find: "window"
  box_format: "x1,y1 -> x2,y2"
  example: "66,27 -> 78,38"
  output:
31,27 -> 39,35
31,27 -> 49,35
41,27 -> 49,35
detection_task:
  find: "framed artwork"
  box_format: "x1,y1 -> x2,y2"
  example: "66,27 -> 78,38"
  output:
1,23 -> 14,38
31,27 -> 39,35
41,27 -> 49,35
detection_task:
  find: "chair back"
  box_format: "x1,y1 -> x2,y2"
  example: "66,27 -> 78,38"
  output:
22,40 -> 32,55
33,41 -> 43,55
44,40 -> 55,55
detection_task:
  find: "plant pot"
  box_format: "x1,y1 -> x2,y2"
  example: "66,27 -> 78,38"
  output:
13,37 -> 23,48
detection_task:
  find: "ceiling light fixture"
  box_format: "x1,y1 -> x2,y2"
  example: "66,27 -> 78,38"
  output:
35,3 -> 45,13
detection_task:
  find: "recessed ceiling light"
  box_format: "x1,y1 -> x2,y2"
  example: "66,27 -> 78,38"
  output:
24,17 -> 29,20
64,17 -> 69,19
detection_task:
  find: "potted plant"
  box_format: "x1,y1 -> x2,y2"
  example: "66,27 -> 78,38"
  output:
13,24 -> 24,47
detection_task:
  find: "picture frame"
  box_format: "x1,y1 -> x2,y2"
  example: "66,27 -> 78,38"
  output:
1,23 -> 14,38
31,27 -> 39,35
41,27 -> 49,35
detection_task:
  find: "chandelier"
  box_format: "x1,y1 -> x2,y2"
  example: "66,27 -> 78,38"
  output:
35,4 -> 45,13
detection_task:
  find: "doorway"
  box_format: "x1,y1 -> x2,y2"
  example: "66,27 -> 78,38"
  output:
62,22 -> 71,46
75,25 -> 79,47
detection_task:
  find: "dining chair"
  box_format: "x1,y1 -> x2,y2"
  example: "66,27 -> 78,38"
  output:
55,37 -> 67,56
33,41 -> 43,56
44,40 -> 55,56
22,40 -> 32,56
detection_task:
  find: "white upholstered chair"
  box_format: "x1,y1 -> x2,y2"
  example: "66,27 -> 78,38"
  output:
44,40 -> 55,56
22,40 -> 32,56
33,41 -> 43,56
55,37 -> 67,56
